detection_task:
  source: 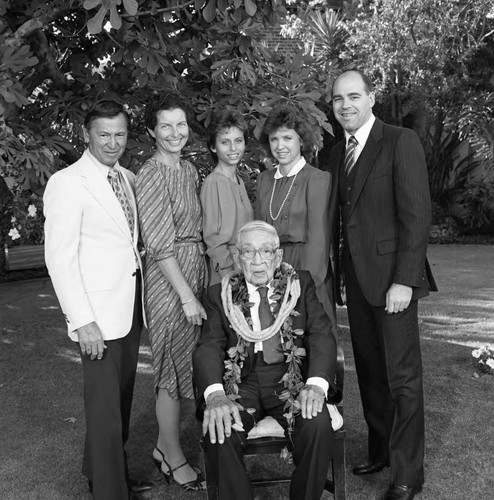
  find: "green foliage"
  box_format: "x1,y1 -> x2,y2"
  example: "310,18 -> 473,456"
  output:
1,0 -> 336,199
453,91 -> 494,162
1,0 -> 494,237
450,177 -> 494,233
6,191 -> 44,246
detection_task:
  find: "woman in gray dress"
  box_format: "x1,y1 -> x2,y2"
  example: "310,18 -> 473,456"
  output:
201,108 -> 254,285
136,93 -> 206,491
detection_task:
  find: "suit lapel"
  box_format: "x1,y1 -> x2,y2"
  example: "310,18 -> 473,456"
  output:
77,154 -> 132,239
349,119 -> 384,216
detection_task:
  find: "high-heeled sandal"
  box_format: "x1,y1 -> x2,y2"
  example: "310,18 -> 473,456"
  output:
153,446 -> 206,491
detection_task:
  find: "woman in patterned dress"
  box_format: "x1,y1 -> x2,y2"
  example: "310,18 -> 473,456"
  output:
136,93 -> 206,491
255,105 -> 335,321
201,108 -> 254,286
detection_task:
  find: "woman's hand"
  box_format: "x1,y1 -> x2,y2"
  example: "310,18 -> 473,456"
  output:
182,297 -> 207,325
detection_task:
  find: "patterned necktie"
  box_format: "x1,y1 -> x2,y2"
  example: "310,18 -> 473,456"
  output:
258,286 -> 284,364
107,168 -> 134,234
344,135 -> 358,176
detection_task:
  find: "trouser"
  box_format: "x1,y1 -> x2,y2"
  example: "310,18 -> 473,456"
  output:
80,277 -> 143,500
202,357 -> 334,500
344,255 -> 425,487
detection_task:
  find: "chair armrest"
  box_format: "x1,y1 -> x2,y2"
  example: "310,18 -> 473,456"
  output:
328,342 -> 344,406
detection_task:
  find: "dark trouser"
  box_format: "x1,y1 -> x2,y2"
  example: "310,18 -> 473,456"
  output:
344,255 -> 424,488
80,278 -> 143,500
202,358 -> 334,500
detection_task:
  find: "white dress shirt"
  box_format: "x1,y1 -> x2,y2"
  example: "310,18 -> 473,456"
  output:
344,114 -> 376,163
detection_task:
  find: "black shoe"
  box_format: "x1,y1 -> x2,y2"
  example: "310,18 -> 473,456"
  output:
88,478 -> 153,495
382,483 -> 422,500
152,446 -> 205,491
128,478 -> 154,493
352,459 -> 390,475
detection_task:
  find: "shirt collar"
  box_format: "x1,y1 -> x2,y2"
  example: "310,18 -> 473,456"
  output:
344,114 -> 376,148
246,281 -> 273,296
85,149 -> 121,177
273,157 -> 306,179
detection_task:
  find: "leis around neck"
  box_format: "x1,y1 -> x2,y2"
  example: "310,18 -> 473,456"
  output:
220,262 -> 301,342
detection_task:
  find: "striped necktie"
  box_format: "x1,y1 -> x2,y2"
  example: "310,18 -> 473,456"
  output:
258,286 -> 284,364
344,135 -> 358,176
107,168 -> 134,234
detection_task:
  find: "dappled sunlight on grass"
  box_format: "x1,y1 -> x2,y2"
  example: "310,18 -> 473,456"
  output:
137,345 -> 153,375
422,332 -> 494,350
54,347 -> 81,364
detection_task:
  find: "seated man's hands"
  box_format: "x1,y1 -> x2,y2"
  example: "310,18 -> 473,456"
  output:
203,391 -> 243,445
77,321 -> 106,360
297,384 -> 325,420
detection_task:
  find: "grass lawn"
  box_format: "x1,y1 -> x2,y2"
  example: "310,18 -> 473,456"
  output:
0,244 -> 493,500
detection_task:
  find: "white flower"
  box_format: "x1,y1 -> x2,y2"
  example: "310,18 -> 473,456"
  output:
486,359 -> 494,369
10,216 -> 16,223
8,228 -> 21,240
472,348 -> 481,358
27,204 -> 37,217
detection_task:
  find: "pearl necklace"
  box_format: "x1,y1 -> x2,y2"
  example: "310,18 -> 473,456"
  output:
269,174 -> 297,221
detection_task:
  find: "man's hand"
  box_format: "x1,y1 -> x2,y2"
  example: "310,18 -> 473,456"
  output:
385,283 -> 413,314
77,322 -> 106,360
297,385 -> 325,419
203,391 -> 243,445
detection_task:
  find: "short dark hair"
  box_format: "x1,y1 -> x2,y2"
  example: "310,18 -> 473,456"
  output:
144,92 -> 192,131
207,108 -> 249,161
84,100 -> 129,130
260,105 -> 318,161
333,69 -> 375,95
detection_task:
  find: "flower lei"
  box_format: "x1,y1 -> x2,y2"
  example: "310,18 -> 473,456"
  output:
221,262 -> 306,440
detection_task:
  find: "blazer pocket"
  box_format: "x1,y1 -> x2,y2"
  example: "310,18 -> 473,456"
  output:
376,238 -> 397,255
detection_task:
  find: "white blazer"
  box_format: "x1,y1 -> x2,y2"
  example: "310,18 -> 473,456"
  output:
44,151 -> 144,341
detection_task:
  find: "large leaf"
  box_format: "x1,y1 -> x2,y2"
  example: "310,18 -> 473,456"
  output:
109,5 -> 122,30
87,5 -> 108,34
1,45 -> 39,73
244,0 -> 257,16
122,0 -> 138,16
202,0 -> 216,23
83,0 -> 103,10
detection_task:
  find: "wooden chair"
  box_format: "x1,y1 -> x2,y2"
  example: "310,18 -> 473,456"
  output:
202,344 -> 346,499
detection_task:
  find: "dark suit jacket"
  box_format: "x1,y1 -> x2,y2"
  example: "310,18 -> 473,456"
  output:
328,118 -> 437,307
193,270 -> 337,411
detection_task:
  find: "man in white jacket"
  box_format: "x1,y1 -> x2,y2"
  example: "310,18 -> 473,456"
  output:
44,100 -> 151,499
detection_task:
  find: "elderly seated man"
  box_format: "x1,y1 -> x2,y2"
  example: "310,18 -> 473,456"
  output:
193,220 -> 338,500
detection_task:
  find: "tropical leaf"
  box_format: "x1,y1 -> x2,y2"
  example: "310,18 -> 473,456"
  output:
87,5 -> 108,34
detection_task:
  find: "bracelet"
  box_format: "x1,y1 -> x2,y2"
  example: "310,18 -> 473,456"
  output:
181,298 -> 194,306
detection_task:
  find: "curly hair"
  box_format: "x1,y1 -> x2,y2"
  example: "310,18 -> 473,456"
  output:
143,91 -> 192,131
259,105 -> 317,161
207,107 -> 249,162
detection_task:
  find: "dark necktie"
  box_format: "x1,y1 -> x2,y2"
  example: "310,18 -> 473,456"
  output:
108,168 -> 134,234
344,135 -> 358,176
257,286 -> 284,364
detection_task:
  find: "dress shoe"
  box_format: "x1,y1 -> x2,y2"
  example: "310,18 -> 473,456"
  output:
153,446 -> 205,491
352,459 -> 390,475
382,483 -> 422,500
88,478 -> 154,494
128,478 -> 154,493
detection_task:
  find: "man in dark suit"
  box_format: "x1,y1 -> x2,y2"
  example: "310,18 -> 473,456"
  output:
328,70 -> 437,500
193,220 -> 337,500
